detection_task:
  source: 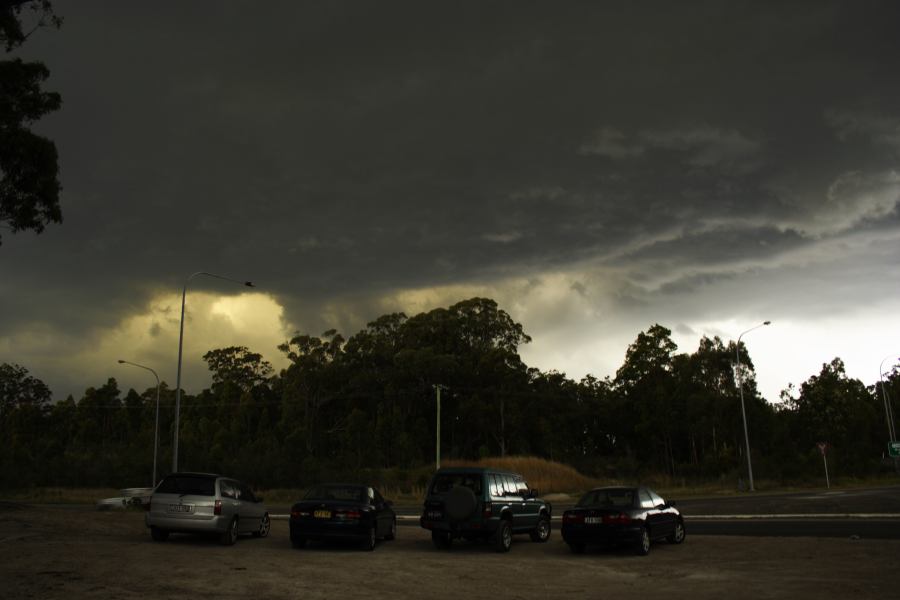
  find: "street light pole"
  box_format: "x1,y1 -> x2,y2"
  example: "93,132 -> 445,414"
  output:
433,384 -> 445,470
173,272 -> 254,472
878,355 -> 898,444
736,320 -> 771,493
118,359 -> 161,487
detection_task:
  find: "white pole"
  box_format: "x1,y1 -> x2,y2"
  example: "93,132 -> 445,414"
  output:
736,320 -> 771,493
118,360 -> 161,487
879,355 -> 898,442
823,451 -> 830,489
434,385 -> 442,470
173,272 -> 254,472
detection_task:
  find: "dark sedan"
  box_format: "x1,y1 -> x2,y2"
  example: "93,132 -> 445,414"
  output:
561,486 -> 685,555
289,483 -> 397,551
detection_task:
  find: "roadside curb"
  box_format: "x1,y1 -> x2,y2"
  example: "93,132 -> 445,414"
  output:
270,513 -> 900,522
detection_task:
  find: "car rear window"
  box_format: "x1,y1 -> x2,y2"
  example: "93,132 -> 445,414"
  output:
304,485 -> 365,502
429,473 -> 483,496
577,488 -> 635,508
156,475 -> 216,496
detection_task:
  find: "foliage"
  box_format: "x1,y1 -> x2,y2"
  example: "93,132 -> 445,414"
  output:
0,0 -> 62,245
0,298 -> 896,492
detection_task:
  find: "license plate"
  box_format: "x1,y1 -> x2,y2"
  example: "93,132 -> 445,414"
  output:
585,517 -> 601,524
167,504 -> 193,513
314,510 -> 331,519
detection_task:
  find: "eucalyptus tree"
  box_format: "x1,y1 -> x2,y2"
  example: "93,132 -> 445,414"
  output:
0,0 -> 63,244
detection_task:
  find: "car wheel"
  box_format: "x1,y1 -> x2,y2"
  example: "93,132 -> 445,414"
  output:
431,530 -> 452,550
363,525 -> 376,551
220,518 -> 239,546
529,514 -> 551,542
291,536 -> 306,549
667,520 -> 685,544
253,513 -> 270,538
384,518 -> 397,541
635,525 -> 650,556
568,542 -> 585,554
494,519 -> 512,553
150,526 -> 169,542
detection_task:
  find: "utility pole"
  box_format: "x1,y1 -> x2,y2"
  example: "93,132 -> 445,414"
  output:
433,385 -> 445,470
736,320 -> 771,492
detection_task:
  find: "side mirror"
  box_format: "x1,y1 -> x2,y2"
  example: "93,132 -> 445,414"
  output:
528,488 -> 539,498
655,503 -> 666,510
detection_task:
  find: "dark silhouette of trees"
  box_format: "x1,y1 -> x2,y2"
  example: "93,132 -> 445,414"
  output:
0,299 -> 894,490
0,0 -> 62,245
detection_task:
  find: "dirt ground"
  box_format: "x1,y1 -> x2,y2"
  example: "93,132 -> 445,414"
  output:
1,503 -> 897,599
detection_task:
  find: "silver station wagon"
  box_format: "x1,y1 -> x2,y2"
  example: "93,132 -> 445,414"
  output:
145,472 -> 270,545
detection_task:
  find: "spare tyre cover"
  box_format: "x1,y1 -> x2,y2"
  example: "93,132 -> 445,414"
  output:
445,485 -> 477,522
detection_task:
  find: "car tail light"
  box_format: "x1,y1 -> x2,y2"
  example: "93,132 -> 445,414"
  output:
483,501 -> 492,519
214,499 -> 222,515
563,511 -> 584,524
336,510 -> 361,519
602,512 -> 632,525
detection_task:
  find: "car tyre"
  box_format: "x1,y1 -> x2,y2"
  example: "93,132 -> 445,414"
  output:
667,520 -> 685,544
431,530 -> 452,550
384,518 -> 397,541
220,517 -> 239,546
530,514 -> 551,542
150,526 -> 169,542
253,513 -> 270,538
494,519 -> 512,553
363,525 -> 377,551
568,542 -> 585,554
635,525 -> 650,556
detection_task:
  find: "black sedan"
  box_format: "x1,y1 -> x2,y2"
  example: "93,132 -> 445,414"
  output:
289,483 -> 397,551
561,486 -> 685,555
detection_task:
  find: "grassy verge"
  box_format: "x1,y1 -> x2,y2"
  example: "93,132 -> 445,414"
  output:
3,463 -> 897,506
0,487 -> 121,504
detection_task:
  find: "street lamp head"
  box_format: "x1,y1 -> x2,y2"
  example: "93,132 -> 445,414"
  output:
244,281 -> 254,287
763,320 -> 772,325
117,359 -> 125,364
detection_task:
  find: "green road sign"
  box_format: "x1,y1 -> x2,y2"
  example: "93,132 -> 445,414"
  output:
890,441 -> 900,458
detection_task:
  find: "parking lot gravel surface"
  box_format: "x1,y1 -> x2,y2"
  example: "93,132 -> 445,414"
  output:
1,503 -> 898,599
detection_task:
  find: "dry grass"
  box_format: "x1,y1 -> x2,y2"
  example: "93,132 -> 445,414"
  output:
0,487 -> 121,504
441,456 -> 599,495
257,457 -> 599,507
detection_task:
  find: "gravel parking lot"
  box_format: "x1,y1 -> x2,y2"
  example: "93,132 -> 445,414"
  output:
1,503 -> 898,599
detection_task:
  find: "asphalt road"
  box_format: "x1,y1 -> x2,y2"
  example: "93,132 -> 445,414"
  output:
390,485 -> 900,539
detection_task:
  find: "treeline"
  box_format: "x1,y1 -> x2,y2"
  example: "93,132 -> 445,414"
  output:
1,298 -> 897,491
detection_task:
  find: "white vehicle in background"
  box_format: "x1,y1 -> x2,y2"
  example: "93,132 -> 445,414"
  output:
145,472 -> 270,545
95,487 -> 154,510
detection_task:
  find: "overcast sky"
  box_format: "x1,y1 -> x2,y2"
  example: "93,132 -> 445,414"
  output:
2,1 -> 899,404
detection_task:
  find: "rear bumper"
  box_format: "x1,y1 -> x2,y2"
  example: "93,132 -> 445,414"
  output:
420,516 -> 497,537
561,523 -> 643,546
290,518 -> 371,542
145,513 -> 230,534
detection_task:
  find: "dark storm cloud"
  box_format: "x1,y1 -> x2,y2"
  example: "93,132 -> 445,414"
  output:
2,1 -> 900,397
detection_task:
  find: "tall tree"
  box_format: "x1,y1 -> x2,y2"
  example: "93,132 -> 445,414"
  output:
787,358 -> 881,474
0,361 -> 50,417
0,0 -> 62,245
203,346 -> 273,392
